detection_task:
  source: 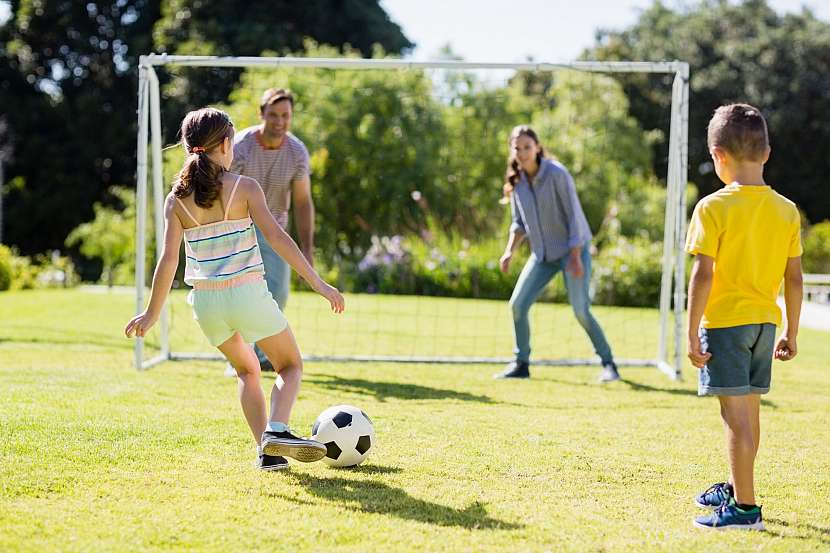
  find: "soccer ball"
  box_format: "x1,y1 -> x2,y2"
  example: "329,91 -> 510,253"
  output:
311,405 -> 375,467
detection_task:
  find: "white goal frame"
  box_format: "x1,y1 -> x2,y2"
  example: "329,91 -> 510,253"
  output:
134,54 -> 689,378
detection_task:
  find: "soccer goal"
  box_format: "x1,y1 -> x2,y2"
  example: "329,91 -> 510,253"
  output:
134,54 -> 689,378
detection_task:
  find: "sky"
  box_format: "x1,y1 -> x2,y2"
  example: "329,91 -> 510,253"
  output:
1,1 -> 826,60
380,0 -> 830,62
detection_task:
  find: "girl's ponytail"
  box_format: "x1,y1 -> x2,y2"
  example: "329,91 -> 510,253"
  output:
172,108 -> 234,208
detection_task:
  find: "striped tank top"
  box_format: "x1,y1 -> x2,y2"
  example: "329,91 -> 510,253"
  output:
176,176 -> 264,286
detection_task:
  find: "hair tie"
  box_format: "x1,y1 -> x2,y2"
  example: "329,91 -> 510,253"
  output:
191,146 -> 206,154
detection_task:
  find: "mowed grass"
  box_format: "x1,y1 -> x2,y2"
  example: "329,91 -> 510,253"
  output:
1,288 -> 828,552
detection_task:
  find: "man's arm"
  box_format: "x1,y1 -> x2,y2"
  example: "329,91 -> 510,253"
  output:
687,254 -> 714,368
292,173 -> 315,266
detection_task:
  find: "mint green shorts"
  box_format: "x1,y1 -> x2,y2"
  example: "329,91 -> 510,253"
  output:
188,279 -> 288,347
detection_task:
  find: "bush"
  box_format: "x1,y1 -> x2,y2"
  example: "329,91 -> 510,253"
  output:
0,245 -> 79,291
803,220 -> 830,274
0,244 -> 12,291
593,236 -> 664,307
336,224 -> 666,309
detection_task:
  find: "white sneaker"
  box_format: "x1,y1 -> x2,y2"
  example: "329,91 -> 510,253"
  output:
224,363 -> 237,377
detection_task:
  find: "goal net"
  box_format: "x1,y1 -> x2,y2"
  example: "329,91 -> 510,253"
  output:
134,54 -> 689,378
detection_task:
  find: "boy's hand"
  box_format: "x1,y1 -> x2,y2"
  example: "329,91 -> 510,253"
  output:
687,333 -> 711,368
774,335 -> 797,361
315,280 -> 345,314
125,310 -> 158,338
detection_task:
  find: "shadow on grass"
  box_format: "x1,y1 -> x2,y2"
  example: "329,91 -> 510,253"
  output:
305,374 -> 496,404
282,469 -> 521,530
0,328 -> 135,351
620,379 -> 777,409
766,517 -> 830,544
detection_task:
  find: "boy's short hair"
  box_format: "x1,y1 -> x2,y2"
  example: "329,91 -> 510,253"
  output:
707,103 -> 769,161
260,88 -> 294,113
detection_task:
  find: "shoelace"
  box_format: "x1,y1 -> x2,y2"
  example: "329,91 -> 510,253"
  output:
702,482 -> 729,502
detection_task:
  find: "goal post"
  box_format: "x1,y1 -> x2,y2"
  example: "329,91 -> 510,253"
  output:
134,54 -> 689,378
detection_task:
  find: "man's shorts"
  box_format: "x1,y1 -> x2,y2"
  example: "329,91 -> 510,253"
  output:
698,323 -> 776,396
188,278 -> 288,347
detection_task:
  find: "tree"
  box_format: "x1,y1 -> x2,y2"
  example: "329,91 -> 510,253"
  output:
587,0 -> 830,223
0,0 -> 412,270
65,186 -> 140,287
152,0 -> 413,143
1,0 -> 159,258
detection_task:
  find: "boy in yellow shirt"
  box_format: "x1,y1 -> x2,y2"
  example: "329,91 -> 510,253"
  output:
685,103 -> 803,530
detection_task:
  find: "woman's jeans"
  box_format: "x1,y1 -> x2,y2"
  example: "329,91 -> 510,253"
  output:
509,246 -> 613,365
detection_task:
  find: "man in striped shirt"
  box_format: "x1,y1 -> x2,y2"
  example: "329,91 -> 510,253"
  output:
230,88 -> 314,372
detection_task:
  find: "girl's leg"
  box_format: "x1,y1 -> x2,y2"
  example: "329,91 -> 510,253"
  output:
218,332 -> 266,445
562,246 -> 614,364
255,325 -> 303,425
509,255 -> 559,362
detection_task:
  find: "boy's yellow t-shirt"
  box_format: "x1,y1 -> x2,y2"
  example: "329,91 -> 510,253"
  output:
685,183 -> 802,329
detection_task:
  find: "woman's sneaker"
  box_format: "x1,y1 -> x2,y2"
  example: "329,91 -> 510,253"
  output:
695,481 -> 733,509
261,428 -> 327,462
694,499 -> 764,531
256,453 -> 289,471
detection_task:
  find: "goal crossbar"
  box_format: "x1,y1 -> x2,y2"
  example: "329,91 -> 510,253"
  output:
134,55 -> 689,379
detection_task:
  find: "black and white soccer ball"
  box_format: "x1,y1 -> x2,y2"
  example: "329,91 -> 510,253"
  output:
311,405 -> 375,467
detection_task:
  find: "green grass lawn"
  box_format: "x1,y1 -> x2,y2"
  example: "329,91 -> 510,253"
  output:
1,288 -> 828,552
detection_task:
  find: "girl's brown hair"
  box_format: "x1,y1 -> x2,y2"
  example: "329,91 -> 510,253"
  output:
173,108 -> 234,208
501,125 -> 546,203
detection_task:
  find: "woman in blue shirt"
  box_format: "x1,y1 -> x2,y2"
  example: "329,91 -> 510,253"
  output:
497,125 -> 619,382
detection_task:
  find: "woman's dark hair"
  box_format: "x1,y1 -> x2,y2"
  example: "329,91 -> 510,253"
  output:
502,125 -> 546,203
173,108 -> 234,208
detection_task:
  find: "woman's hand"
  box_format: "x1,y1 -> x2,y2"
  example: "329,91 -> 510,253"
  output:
125,310 -> 159,338
499,251 -> 512,273
566,251 -> 584,278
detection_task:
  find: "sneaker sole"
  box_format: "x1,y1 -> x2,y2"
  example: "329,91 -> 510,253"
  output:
258,462 -> 290,472
693,520 -> 765,531
262,440 -> 327,463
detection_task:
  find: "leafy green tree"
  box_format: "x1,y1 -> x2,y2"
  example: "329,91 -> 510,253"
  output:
803,221 -> 830,274
65,186 -> 141,287
1,0 -> 159,258
0,0 -> 412,271
214,45 -> 661,264
221,44 -> 446,260
152,0 -> 413,143
588,0 -> 830,223
517,70 -> 656,233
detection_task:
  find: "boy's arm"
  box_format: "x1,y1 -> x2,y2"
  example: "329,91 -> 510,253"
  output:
686,254 -> 714,368
775,256 -> 803,360
125,195 -> 183,338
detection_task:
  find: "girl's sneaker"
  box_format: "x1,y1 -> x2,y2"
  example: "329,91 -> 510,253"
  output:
695,481 -> 733,509
694,499 -> 765,531
256,453 -> 289,471
261,429 -> 326,462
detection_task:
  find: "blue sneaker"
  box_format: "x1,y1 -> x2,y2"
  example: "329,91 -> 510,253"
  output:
694,499 -> 765,531
695,481 -> 733,509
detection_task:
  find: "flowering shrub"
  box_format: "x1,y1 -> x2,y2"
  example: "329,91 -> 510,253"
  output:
0,245 -> 79,291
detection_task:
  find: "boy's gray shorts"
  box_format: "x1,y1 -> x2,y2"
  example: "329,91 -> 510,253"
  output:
698,323 -> 777,396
